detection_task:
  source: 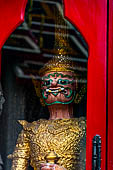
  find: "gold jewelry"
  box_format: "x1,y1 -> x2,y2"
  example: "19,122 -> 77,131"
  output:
45,151 -> 59,164
39,55 -> 75,76
32,78 -> 45,106
74,84 -> 87,104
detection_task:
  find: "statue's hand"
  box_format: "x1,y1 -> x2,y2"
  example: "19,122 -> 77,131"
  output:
41,163 -> 66,170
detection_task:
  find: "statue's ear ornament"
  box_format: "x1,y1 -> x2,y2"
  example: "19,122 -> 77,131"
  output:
74,84 -> 87,104
31,77 -> 45,107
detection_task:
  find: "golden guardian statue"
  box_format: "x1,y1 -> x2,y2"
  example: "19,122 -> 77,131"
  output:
9,4 -> 86,170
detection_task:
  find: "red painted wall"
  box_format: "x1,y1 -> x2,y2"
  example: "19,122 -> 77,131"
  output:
108,0 -> 113,169
63,0 -> 107,169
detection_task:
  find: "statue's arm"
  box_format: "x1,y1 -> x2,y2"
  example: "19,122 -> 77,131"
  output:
9,129 -> 30,170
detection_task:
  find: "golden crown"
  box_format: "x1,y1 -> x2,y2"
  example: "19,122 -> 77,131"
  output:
39,53 -> 75,76
39,3 -> 76,76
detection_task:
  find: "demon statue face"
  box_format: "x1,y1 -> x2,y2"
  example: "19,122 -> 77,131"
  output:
41,71 -> 76,106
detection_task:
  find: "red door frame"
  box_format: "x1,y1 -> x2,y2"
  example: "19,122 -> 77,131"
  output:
0,0 -> 112,169
63,0 -> 107,169
0,0 -> 28,49
108,0 -> 113,169
0,0 -> 28,78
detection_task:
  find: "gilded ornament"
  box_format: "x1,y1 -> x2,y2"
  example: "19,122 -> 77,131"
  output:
10,118 -> 86,170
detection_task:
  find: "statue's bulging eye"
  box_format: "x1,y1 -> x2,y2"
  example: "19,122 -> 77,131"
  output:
58,79 -> 69,85
45,80 -> 51,86
43,79 -> 53,86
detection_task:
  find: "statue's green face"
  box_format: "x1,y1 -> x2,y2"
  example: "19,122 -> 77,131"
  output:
41,72 -> 76,105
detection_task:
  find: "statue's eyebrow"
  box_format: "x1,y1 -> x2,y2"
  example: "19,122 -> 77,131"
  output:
42,73 -> 56,79
42,72 -> 57,80
42,72 -> 73,80
56,73 -> 73,78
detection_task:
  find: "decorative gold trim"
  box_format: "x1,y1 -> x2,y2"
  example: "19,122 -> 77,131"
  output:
39,55 -> 75,76
32,78 -> 45,106
45,151 -> 59,164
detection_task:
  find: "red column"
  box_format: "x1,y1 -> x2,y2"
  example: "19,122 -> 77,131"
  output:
63,0 -> 107,169
108,0 -> 113,169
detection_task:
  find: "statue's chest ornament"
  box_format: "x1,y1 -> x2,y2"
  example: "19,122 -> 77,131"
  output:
34,122 -> 78,153
36,120 -> 81,139
47,123 -> 70,135
28,119 -> 85,170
